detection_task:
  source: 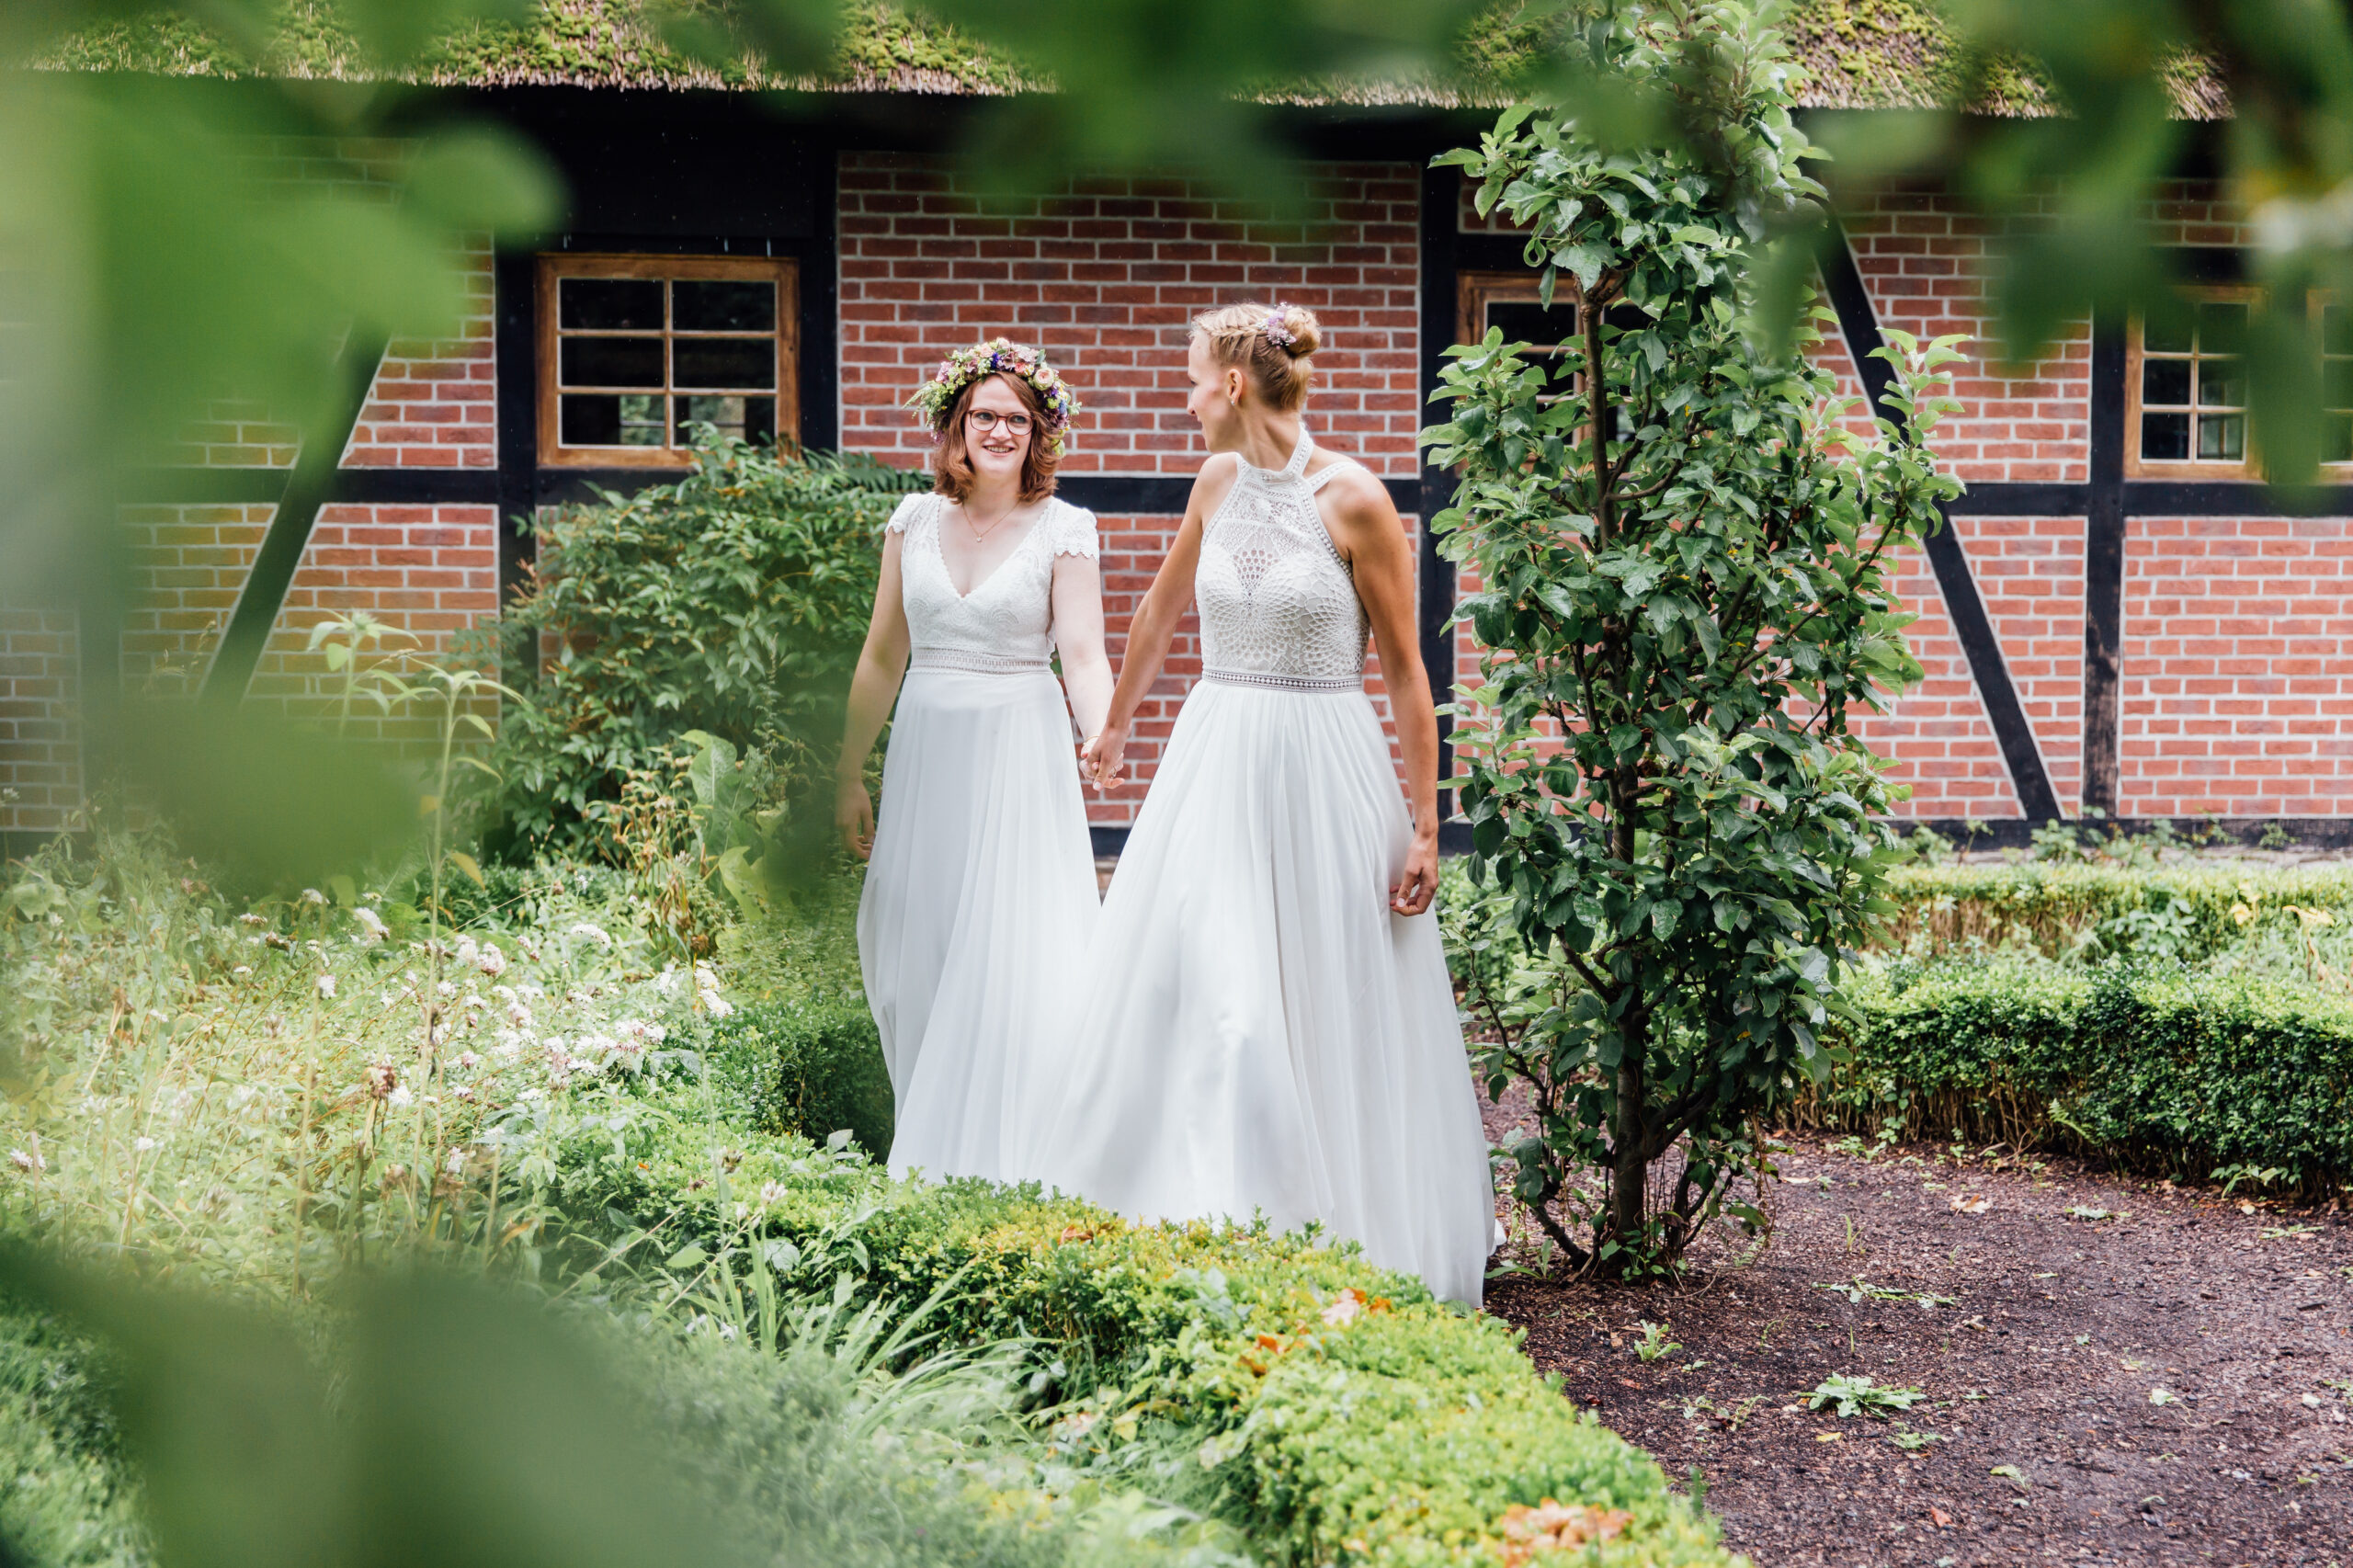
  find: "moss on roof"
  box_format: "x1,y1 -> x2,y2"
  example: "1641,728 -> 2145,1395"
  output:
28,0 -> 2227,117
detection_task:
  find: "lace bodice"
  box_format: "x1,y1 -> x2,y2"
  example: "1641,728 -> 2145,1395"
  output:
889,493 -> 1098,668
1196,430 -> 1370,689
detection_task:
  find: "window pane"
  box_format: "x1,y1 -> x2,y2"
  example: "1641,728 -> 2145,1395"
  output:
559,393 -> 620,447
2141,411 -> 2190,461
559,393 -> 668,447
2326,412 -> 2353,465
673,336 -> 776,390
2196,411 -> 2245,460
2325,359 -> 2353,410
2141,357 -> 2191,406
2328,305 -> 2353,357
676,394 -> 743,440
2196,299 -> 2248,354
674,280 -> 776,333
2144,312 -> 2193,355
2198,357 -> 2246,408
562,335 -> 665,388
1484,299 -> 1575,351
560,278 -> 663,332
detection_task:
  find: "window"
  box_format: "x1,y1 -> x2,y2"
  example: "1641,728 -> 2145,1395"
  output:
538,255 -> 798,468
2324,301 -> 2353,464
2127,289 -> 2255,478
1458,271 -> 1577,360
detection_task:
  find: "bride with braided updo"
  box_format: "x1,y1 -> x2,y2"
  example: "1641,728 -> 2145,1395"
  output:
1029,303 -> 1494,1305
836,341 -> 1110,1184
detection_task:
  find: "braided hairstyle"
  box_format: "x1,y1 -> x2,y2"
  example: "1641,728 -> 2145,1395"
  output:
1189,301 -> 1322,413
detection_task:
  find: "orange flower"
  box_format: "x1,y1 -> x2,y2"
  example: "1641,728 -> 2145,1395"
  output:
1056,1224 -> 1095,1244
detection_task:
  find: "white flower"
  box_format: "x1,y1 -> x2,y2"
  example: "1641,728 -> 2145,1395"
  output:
758,1181 -> 789,1206
567,922 -> 614,950
300,887 -> 325,906
350,906 -> 389,943
8,1148 -> 41,1174
654,963 -> 682,995
506,1003 -> 534,1030
718,1323 -> 739,1341
315,973 -> 336,999
455,1051 -> 481,1071
477,945 -> 508,978
701,993 -> 735,1019
455,936 -> 480,965
386,1085 -> 415,1110
437,981 -> 456,1000
133,1137 -> 157,1153
517,1086 -> 544,1102
232,965 -> 253,977
445,1148 -> 467,1176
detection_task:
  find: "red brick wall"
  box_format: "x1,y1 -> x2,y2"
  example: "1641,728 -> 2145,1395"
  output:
0,226 -> 500,834
837,154 -> 1425,824
2121,517 -> 2353,816
1840,186 -> 2092,485
0,607 -> 82,834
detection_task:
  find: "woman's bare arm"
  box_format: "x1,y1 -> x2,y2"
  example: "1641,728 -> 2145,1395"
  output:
1083,457 -> 1236,788
834,529 -> 912,858
1323,466 -> 1444,915
1049,549 -> 1113,775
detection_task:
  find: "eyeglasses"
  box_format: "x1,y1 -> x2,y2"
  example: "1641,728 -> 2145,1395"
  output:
966,409 -> 1033,436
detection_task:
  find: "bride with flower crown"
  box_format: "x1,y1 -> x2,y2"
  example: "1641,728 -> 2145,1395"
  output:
836,340 -> 1108,1183
1030,303 -> 1495,1305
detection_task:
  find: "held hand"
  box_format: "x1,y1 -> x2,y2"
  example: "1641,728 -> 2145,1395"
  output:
835,776 -> 876,860
1084,724 -> 1131,791
1390,833 -> 1439,917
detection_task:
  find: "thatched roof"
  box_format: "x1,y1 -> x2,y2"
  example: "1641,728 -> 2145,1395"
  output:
32,0 -> 2229,118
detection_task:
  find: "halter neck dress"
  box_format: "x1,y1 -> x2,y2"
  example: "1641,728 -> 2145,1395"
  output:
858,491 -> 1101,1183
1032,431 -> 1494,1305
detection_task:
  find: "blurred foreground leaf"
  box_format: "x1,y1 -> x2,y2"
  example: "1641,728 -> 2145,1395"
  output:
111,703 -> 417,891
0,1248 -> 726,1568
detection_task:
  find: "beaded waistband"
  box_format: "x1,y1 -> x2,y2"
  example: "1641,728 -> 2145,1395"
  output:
1202,665 -> 1364,694
909,648 -> 1051,676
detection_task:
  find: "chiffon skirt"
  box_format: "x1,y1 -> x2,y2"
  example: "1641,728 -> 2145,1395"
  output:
858,667 -> 1099,1184
1031,679 -> 1495,1306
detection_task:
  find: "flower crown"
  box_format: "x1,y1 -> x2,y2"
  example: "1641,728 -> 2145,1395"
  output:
1261,305 -> 1299,349
906,338 -> 1081,458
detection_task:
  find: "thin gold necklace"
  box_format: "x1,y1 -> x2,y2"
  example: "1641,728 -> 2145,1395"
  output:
961,497 -> 1022,544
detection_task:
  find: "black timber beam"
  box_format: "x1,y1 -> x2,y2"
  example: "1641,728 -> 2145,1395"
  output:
1817,220 -> 2063,823
199,332 -> 388,706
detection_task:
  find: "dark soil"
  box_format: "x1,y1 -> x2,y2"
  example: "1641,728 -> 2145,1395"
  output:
1478,1110 -> 2353,1566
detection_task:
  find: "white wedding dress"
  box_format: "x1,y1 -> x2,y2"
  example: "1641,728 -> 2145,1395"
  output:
858,492 -> 1101,1184
1035,431 -> 1495,1305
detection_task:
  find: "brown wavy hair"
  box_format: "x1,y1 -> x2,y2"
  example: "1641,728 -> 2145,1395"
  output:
930,373 -> 1060,504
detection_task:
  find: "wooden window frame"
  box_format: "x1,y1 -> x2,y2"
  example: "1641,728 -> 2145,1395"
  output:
2125,283 -> 2260,481
1457,270 -> 1574,358
537,253 -> 800,470
2315,290 -> 2353,476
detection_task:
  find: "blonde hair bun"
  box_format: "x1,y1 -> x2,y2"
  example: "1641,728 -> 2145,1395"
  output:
1189,301 -> 1322,411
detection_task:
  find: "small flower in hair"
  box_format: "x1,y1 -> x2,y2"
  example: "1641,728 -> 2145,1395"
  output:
1262,306 -> 1298,349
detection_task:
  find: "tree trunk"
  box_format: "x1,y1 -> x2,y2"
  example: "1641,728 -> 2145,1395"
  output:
1605,1022 -> 1648,1274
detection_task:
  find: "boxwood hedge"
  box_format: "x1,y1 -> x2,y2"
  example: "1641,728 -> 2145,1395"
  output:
1805,960 -> 2353,1191
549,1083 -> 1739,1568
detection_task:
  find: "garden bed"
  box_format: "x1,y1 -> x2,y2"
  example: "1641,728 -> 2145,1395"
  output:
1478,1105 -> 2353,1567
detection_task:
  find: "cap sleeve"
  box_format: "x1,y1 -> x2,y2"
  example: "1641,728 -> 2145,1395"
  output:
1050,501 -> 1099,560
884,492 -> 930,535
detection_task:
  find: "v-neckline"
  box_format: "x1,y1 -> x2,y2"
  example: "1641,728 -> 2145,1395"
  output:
933,496 -> 1045,602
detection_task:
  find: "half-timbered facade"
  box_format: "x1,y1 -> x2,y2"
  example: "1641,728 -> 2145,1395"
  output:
5,15 -> 2347,851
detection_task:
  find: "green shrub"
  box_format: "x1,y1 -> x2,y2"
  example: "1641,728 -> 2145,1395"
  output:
551,1094 -> 1737,1568
1805,960 -> 2353,1192
485,434 -> 926,854
0,1296 -> 145,1567
708,996 -> 894,1158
